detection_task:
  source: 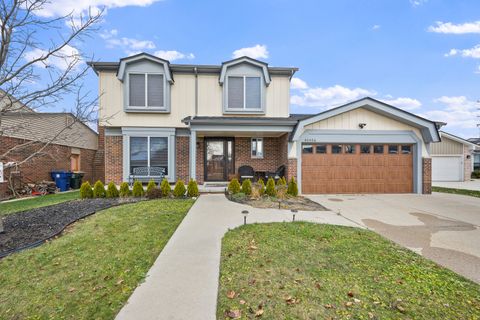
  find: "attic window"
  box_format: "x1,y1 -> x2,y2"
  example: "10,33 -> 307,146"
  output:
227,76 -> 261,110
129,73 -> 164,108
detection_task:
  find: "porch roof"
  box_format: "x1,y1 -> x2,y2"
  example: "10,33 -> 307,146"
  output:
182,114 -> 310,126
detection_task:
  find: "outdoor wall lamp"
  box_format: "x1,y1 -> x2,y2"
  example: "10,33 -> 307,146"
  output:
359,123 -> 367,129
241,210 -> 249,225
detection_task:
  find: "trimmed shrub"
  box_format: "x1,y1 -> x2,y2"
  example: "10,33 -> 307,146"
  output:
119,182 -> 131,198
277,184 -> 287,200
241,179 -> 252,195
287,177 -> 298,196
93,180 -> 106,198
472,170 -> 480,179
106,182 -> 119,198
257,178 -> 265,196
276,177 -> 286,186
146,188 -> 162,199
251,183 -> 263,199
132,180 -> 144,197
160,178 -> 171,197
146,179 -> 157,195
282,176 -> 287,185
79,181 -> 93,199
173,180 -> 186,198
228,178 -> 241,194
187,179 -> 199,197
265,177 -> 276,197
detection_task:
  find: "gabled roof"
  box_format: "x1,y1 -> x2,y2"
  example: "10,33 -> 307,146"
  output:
292,97 -> 441,143
116,52 -> 173,83
440,131 -> 478,148
219,56 -> 272,86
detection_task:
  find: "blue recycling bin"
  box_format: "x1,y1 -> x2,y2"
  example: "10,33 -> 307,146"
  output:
50,170 -> 73,192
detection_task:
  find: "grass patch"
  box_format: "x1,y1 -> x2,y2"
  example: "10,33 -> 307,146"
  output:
0,199 -> 194,319
218,222 -> 480,319
432,186 -> 480,198
0,191 -> 80,217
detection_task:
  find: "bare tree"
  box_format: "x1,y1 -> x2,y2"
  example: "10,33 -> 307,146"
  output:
0,0 -> 103,196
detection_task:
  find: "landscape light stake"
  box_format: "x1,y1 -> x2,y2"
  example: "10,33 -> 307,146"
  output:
291,209 -> 298,222
242,210 -> 249,225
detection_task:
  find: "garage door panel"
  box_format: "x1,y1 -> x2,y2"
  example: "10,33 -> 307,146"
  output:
432,156 -> 462,182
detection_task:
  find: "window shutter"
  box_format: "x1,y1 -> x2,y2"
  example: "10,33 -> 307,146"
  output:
129,74 -> 146,106
228,76 -> 244,108
245,77 -> 261,109
147,74 -> 164,107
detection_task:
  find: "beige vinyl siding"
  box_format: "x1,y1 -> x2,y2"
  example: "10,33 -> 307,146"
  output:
265,76 -> 290,117
305,107 -> 429,156
431,136 -> 464,155
197,74 -> 222,116
1,113 -> 98,150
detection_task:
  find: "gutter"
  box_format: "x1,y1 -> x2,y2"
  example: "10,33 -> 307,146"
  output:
194,67 -> 198,116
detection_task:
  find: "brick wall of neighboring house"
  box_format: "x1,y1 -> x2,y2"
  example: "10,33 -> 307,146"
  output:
422,157 -> 432,194
176,136 -> 190,182
464,145 -> 473,181
0,136 -> 97,199
104,134 -> 123,185
93,126 -> 106,183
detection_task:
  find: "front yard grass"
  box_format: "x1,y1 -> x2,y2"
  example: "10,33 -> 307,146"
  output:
0,199 -> 194,319
218,222 -> 480,319
0,190 -> 80,217
432,186 -> 480,198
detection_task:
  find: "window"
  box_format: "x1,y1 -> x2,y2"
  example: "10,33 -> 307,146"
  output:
360,145 -> 371,154
401,145 -> 412,154
130,136 -> 168,175
70,154 -> 80,171
373,145 -> 384,154
302,144 -> 313,154
129,73 -> 164,108
251,138 -> 264,158
332,144 -> 343,154
345,144 -> 356,154
227,76 -> 261,110
388,145 -> 399,154
316,144 -> 327,154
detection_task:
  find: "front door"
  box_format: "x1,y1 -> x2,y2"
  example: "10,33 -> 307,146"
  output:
205,138 -> 234,181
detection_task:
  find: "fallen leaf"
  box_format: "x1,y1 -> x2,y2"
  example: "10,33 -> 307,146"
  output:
255,309 -> 264,317
68,287 -> 76,292
248,245 -> 258,250
315,282 -> 322,289
368,312 -> 375,319
285,296 -> 299,305
396,305 -> 405,313
324,304 -> 333,309
226,290 -> 236,299
225,309 -> 241,319
248,279 -> 257,286
239,299 -> 246,305
345,301 -> 353,307
116,279 -> 124,285
294,279 -> 302,284
353,298 -> 361,303
347,291 -> 354,297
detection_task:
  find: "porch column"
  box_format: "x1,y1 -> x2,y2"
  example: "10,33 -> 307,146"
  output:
189,130 -> 196,181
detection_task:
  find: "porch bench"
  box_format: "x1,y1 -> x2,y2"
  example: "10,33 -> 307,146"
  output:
129,167 -> 166,185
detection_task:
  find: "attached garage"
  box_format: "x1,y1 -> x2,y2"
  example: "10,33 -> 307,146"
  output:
431,156 -> 463,181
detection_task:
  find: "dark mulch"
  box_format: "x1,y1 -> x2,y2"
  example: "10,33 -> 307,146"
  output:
0,198 -> 140,257
227,193 -> 328,211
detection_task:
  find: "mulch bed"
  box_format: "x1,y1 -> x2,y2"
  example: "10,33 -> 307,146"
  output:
0,198 -> 140,257
227,194 -> 328,211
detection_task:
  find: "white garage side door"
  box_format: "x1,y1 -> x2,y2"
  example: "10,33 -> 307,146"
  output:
432,156 -> 463,182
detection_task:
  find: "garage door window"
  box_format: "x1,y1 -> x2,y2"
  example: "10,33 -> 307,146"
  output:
316,144 -> 327,154
360,145 -> 371,154
302,145 -> 313,154
332,144 -> 342,154
345,144 -> 356,154
388,145 -> 399,154
401,145 -> 412,154
374,145 -> 384,154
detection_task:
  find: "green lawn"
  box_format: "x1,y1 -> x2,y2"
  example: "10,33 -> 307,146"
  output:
0,199 -> 194,319
0,190 -> 80,217
432,186 -> 480,198
217,222 -> 480,319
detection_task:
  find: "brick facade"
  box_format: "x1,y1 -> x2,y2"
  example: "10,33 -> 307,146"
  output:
94,126 -> 106,183
287,158 -> 297,181
0,136 -> 97,199
104,134 -> 123,184
464,145 -> 473,181
176,136 -> 190,182
195,138 -> 204,184
422,157 -> 432,194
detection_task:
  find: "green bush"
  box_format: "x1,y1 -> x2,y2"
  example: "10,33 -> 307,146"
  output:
282,176 -> 287,185
146,179 -> 157,195
93,180 -> 106,198
160,178 -> 171,197
106,182 -> 119,198
265,177 -> 276,197
146,188 -> 162,199
173,180 -> 186,198
187,179 -> 199,197
132,180 -> 144,197
119,182 -> 131,198
241,179 -> 252,195
276,177 -> 286,186
228,178 -> 241,194
472,170 -> 480,179
79,181 -> 93,199
258,178 -> 265,196
287,177 -> 298,196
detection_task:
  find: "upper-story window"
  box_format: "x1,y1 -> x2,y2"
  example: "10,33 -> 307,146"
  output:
129,73 -> 165,108
227,76 -> 262,110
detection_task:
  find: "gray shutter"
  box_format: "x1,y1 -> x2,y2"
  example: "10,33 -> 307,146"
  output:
245,77 -> 261,109
228,76 -> 244,109
147,74 -> 164,107
129,74 -> 146,106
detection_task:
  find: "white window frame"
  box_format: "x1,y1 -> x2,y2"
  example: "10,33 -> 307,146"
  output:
127,72 -> 166,109
226,75 -> 262,111
251,137 -> 264,159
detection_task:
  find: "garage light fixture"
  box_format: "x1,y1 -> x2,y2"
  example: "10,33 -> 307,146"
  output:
359,123 -> 367,129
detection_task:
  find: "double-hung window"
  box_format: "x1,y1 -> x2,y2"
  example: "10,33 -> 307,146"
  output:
129,73 -> 164,108
251,138 -> 264,158
227,76 -> 262,111
130,136 -> 168,175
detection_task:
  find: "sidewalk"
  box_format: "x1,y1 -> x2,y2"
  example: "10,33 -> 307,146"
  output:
115,194 -> 356,320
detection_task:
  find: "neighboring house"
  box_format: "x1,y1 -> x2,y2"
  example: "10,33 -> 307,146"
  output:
89,53 -> 440,194
0,107 -> 100,198
430,131 -> 477,182
467,137 -> 480,171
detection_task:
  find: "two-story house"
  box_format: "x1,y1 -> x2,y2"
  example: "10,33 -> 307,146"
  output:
89,53 -> 440,194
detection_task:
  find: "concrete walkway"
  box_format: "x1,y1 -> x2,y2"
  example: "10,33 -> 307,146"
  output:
115,194 -> 355,320
433,179 -> 480,191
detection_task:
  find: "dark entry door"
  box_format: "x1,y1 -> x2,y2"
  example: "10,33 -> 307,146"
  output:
205,138 -> 234,181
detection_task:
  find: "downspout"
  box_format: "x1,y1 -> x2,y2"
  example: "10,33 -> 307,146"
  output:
194,67 -> 198,116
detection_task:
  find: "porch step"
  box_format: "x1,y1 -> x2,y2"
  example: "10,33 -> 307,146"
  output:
199,182 -> 228,193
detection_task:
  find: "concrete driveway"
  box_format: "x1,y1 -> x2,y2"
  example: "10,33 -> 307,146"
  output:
433,179 -> 480,191
307,193 -> 480,283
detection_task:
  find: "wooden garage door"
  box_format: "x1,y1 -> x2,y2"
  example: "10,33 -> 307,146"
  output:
302,144 -> 413,194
